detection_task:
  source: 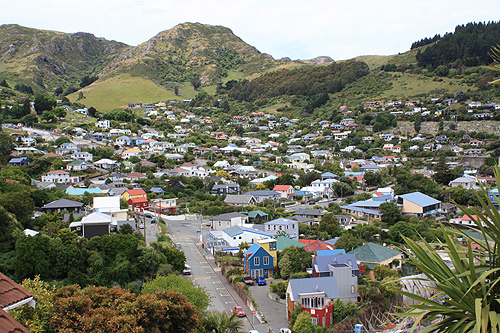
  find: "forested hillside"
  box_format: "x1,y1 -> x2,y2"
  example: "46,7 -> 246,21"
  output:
226,60 -> 369,101
416,21 -> 500,69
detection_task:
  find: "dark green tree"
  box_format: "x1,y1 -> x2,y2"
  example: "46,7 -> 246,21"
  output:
34,95 -> 56,114
379,201 -> 402,226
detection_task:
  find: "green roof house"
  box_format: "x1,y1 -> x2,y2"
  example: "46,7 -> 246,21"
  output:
275,236 -> 306,251
348,242 -> 402,270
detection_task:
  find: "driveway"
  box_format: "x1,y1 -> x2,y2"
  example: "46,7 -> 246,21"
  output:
247,279 -> 289,332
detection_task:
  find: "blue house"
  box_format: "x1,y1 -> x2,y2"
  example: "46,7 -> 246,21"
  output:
9,157 -> 30,166
243,243 -> 274,278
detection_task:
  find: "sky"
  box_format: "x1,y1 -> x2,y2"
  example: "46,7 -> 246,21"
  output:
1,0 -> 500,60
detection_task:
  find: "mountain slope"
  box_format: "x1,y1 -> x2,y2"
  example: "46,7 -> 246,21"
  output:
100,22 -> 277,85
0,24 -> 128,91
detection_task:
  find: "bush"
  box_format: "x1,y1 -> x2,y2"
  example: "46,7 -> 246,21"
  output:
290,272 -> 310,279
270,281 -> 288,299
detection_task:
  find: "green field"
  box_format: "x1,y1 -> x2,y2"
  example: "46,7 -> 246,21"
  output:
380,72 -> 469,100
68,74 -> 182,111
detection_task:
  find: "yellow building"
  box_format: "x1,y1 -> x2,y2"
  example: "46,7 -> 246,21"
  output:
121,188 -> 147,202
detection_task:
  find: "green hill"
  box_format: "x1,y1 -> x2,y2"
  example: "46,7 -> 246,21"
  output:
0,24 -> 128,92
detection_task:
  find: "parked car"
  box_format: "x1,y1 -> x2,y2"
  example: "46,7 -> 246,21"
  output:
233,306 -> 245,317
243,276 -> 254,285
280,328 -> 292,333
182,264 -> 192,275
257,277 -> 266,286
144,212 -> 154,218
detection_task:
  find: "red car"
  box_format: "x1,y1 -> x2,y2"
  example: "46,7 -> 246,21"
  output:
233,306 -> 246,317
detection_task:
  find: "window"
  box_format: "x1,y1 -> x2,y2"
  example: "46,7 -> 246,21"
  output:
351,285 -> 355,294
279,226 -> 282,231
263,256 -> 269,266
254,257 -> 260,266
269,242 -> 276,251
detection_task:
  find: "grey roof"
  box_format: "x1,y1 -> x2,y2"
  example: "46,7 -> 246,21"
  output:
294,209 -> 326,216
291,215 -> 314,223
313,254 -> 358,273
42,198 -> 83,209
244,190 -> 280,197
222,225 -> 269,237
289,276 -> 340,301
212,212 -> 247,221
265,218 -> 297,225
225,195 -> 256,204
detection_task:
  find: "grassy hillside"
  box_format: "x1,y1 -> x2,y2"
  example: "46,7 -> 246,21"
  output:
67,74 -> 181,111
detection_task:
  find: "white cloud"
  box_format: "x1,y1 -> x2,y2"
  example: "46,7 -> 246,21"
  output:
1,0 -> 499,60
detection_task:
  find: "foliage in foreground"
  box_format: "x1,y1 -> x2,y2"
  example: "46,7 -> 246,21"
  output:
397,167 -> 500,332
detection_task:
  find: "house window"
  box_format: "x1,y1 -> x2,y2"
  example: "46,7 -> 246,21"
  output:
254,257 -> 260,266
274,225 -> 276,230
351,285 -> 355,294
239,236 -> 242,239
263,256 -> 269,266
269,242 -> 276,251
312,317 -> 317,325
279,226 -> 282,231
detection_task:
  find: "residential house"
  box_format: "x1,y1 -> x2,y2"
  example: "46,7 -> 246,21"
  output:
311,253 -> 358,278
243,190 -> 280,203
66,160 -> 93,172
95,120 -> 110,129
8,157 -> 30,166
396,191 -> 441,217
224,195 -> 257,207
449,176 -> 478,189
293,209 -> 327,224
115,136 -> 132,146
272,185 -> 295,199
122,148 -> 141,159
287,274 -> 357,327
257,238 -> 278,269
211,183 -> 241,195
264,218 -> 299,240
122,188 -> 147,202
71,151 -> 93,162
243,243 -> 274,278
55,143 -> 79,155
211,212 -> 249,230
41,170 -> 79,184
220,225 -> 272,248
94,159 -> 119,170
41,198 -> 83,214
149,198 -> 179,215
69,212 -> 118,238
244,210 -> 269,223
348,242 -> 402,272
340,205 -> 383,223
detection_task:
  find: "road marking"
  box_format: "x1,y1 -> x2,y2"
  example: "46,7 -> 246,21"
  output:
194,277 -> 210,280
225,301 -> 235,304
212,281 -> 222,284
219,294 -> 230,297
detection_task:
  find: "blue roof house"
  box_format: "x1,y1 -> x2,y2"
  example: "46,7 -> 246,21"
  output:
312,253 -> 358,278
9,157 -> 30,166
396,191 -> 441,217
244,243 -> 274,278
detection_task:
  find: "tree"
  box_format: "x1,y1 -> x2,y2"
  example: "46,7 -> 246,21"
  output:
379,201 -> 402,226
432,155 -> 455,186
397,167 -> 500,332
52,107 -> 67,119
364,171 -> 382,187
39,111 -> 56,123
190,76 -> 201,91
414,114 -> 422,133
33,95 -> 56,114
21,114 -> 38,126
278,246 -> 314,279
10,276 -> 55,333
49,285 -> 199,333
293,311 -> 321,333
142,275 -> 211,312
318,214 -> 340,238
174,86 -> 179,96
198,311 -> 243,333
334,233 -> 363,252
0,132 -> 15,164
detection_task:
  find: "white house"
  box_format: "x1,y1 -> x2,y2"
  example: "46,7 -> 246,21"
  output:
41,170 -> 80,183
264,218 -> 299,240
95,120 -> 111,129
71,151 -> 93,162
220,226 -> 272,247
449,176 -> 478,190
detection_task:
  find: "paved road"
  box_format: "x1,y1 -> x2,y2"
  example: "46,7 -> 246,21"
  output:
168,219 -> 257,332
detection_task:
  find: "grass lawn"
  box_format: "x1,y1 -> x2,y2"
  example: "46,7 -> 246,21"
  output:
68,74 -> 179,111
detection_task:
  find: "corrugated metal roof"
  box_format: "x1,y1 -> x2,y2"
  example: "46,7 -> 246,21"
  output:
399,191 -> 441,207
289,276 -> 340,301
